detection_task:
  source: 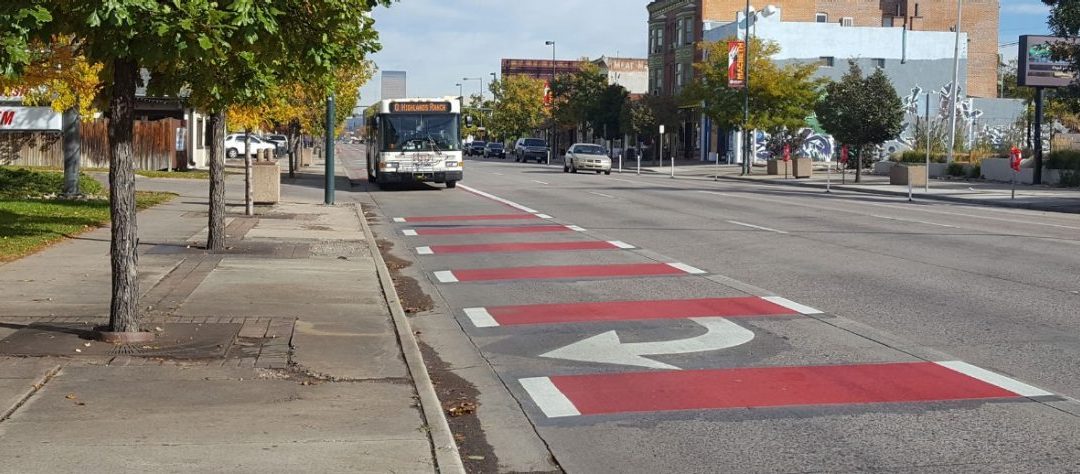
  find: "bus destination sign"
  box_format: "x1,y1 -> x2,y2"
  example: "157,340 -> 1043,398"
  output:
390,102 -> 452,114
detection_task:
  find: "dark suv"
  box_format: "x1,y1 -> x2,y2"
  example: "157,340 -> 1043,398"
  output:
514,138 -> 548,163
466,141 -> 486,157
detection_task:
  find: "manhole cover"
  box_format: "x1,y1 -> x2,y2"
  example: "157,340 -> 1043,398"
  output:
0,323 -> 241,359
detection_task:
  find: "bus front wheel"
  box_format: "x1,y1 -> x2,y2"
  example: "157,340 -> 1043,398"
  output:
446,180 -> 457,189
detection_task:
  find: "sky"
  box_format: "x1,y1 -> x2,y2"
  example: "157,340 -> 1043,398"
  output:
358,0 -> 1054,108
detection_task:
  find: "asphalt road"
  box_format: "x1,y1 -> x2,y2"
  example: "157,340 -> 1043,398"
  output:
345,146 -> 1080,473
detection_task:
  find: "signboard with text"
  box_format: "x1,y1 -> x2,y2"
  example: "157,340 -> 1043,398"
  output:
389,101 -> 452,114
0,107 -> 62,131
728,41 -> 746,89
1018,35 -> 1077,88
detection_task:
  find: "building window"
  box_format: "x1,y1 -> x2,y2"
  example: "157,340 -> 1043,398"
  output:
676,20 -> 684,48
840,17 -> 854,27
655,27 -> 664,52
196,118 -> 204,149
882,16 -> 894,27
815,13 -> 828,23
873,58 -> 885,68
684,18 -> 695,44
675,63 -> 684,89
820,57 -> 835,67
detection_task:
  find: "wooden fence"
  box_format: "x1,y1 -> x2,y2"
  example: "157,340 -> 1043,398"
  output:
0,118 -> 181,170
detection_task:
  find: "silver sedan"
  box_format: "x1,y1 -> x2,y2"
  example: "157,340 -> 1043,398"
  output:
563,143 -> 612,175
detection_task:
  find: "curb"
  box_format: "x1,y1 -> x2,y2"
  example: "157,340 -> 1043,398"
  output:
716,174 -> 1080,214
354,204 -> 466,474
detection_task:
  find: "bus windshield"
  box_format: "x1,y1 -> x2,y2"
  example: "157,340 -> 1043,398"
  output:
381,114 -> 460,152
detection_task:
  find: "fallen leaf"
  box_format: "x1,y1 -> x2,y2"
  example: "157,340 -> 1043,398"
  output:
74,349 -> 82,353
466,455 -> 485,461
83,342 -> 92,347
65,393 -> 77,400
447,401 -> 476,417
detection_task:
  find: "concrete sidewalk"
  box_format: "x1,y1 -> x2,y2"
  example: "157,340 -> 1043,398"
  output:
0,170 -> 462,473
631,161 -> 1080,214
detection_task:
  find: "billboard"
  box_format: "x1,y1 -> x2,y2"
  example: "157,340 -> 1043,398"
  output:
0,107 -> 62,131
728,41 -> 745,89
1018,35 -> 1077,88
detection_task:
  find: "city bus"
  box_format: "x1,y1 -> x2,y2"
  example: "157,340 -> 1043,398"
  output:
364,97 -> 463,188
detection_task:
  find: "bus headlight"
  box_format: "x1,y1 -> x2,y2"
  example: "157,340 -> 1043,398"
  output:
445,161 -> 460,168
381,162 -> 398,170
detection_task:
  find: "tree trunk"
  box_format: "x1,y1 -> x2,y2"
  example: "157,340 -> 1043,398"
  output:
62,107 -> 81,197
207,111 -> 226,251
107,58 -> 140,333
287,120 -> 300,179
244,129 -> 253,216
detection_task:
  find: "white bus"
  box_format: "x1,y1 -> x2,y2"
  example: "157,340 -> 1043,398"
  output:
364,98 -> 463,188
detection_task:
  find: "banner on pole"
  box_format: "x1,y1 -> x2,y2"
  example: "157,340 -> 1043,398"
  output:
728,41 -> 746,89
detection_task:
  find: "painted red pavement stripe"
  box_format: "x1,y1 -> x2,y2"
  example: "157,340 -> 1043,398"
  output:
463,297 -> 799,327
420,240 -> 632,255
406,225 -> 578,236
521,361 -> 1048,418
434,262 -> 705,283
394,214 -> 539,223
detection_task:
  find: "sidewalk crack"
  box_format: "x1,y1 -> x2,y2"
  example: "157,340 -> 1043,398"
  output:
0,364 -> 62,424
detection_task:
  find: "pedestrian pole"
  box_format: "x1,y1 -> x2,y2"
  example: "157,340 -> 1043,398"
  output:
324,94 -> 336,206
1012,171 -> 1017,200
826,157 -> 831,193
637,152 -> 641,175
925,92 -> 932,193
908,178 -> 913,202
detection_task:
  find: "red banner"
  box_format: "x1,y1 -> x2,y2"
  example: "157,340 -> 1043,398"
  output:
728,41 -> 745,89
1010,146 -> 1023,172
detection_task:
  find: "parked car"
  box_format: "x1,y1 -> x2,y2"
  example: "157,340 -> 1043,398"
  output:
564,143 -> 612,175
224,134 -> 277,158
514,138 -> 548,163
466,141 -> 487,157
264,134 -> 289,152
483,142 -> 506,159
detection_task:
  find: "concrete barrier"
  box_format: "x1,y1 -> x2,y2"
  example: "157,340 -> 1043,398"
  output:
890,164 -> 927,186
793,158 -> 812,178
981,158 -> 1061,184
766,160 -> 792,176
253,162 -> 280,204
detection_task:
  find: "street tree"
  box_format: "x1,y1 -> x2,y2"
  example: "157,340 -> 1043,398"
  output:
620,97 -> 655,158
488,74 -> 547,143
683,37 -> 823,162
551,61 -> 607,139
0,35 -> 104,196
815,62 -> 904,182
0,0 -> 388,336
590,84 -> 629,142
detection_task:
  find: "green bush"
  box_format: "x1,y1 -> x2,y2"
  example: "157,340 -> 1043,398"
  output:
968,164 -> 981,179
946,162 -> 966,176
897,150 -> 946,164
1046,150 -> 1080,171
0,167 -> 104,199
1060,170 -> 1080,187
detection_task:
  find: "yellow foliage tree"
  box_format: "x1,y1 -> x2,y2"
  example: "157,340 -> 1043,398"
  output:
0,36 -> 103,120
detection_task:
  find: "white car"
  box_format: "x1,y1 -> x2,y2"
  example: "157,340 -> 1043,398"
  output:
563,143 -> 612,175
224,134 -> 277,158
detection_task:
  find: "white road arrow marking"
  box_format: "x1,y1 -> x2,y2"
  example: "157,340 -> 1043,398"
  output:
540,317 -> 754,370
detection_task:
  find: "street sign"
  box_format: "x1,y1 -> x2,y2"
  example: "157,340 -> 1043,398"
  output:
0,106 -> 62,131
727,41 -> 746,89
841,145 -> 849,164
1018,35 -> 1078,88
659,124 -> 665,135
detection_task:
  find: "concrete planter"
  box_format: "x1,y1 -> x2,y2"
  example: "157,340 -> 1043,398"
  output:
889,164 -> 927,186
793,158 -> 813,178
766,160 -> 792,176
300,148 -> 313,167
872,161 -> 895,176
981,158 -> 1062,185
252,162 -> 281,204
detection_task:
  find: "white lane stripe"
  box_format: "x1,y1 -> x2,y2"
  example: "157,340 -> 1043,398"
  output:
402,229 -> 418,236
608,240 -> 635,249
532,180 -> 550,185
463,307 -> 499,328
458,184 -> 539,213
668,262 -> 706,274
727,220 -> 789,234
589,191 -> 615,198
393,217 -> 406,223
935,361 -> 1054,397
520,377 -> 581,418
535,213 -> 553,219
762,296 -> 824,315
566,225 -> 587,232
416,246 -> 434,255
697,190 -> 734,197
869,214 -> 957,228
433,271 -> 459,283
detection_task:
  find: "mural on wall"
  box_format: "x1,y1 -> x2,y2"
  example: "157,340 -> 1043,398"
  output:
753,128 -> 835,162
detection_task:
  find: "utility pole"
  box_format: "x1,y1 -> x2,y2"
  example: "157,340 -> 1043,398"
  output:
742,0 -> 752,175
325,94 -> 335,205
946,0 -> 963,165
547,40 -> 557,165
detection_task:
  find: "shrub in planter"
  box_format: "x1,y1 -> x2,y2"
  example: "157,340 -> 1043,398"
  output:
968,164 -> 981,179
946,162 -> 966,177
897,150 -> 947,164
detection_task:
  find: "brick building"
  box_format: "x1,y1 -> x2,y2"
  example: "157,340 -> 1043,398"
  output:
501,59 -> 584,81
648,0 -> 999,98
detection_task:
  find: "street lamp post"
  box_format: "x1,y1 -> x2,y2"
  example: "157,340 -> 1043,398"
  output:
463,77 -> 483,127
546,40 -> 556,165
742,0 -> 752,176
946,0 -> 963,165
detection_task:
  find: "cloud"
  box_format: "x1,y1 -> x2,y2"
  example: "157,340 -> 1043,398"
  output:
1002,2 -> 1051,15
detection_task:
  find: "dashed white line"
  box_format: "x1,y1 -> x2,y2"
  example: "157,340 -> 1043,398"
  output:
532,180 -> 550,185
566,225 -> 587,232
762,296 -> 824,315
667,262 -> 707,274
463,307 -> 499,328
589,191 -> 615,198
519,377 -> 581,418
393,217 -> 406,223
402,229 -> 418,236
535,214 -> 553,219
869,214 -> 957,228
608,240 -> 635,249
935,361 -> 1053,397
416,246 -> 434,255
727,220 -> 789,234
433,271 -> 459,283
